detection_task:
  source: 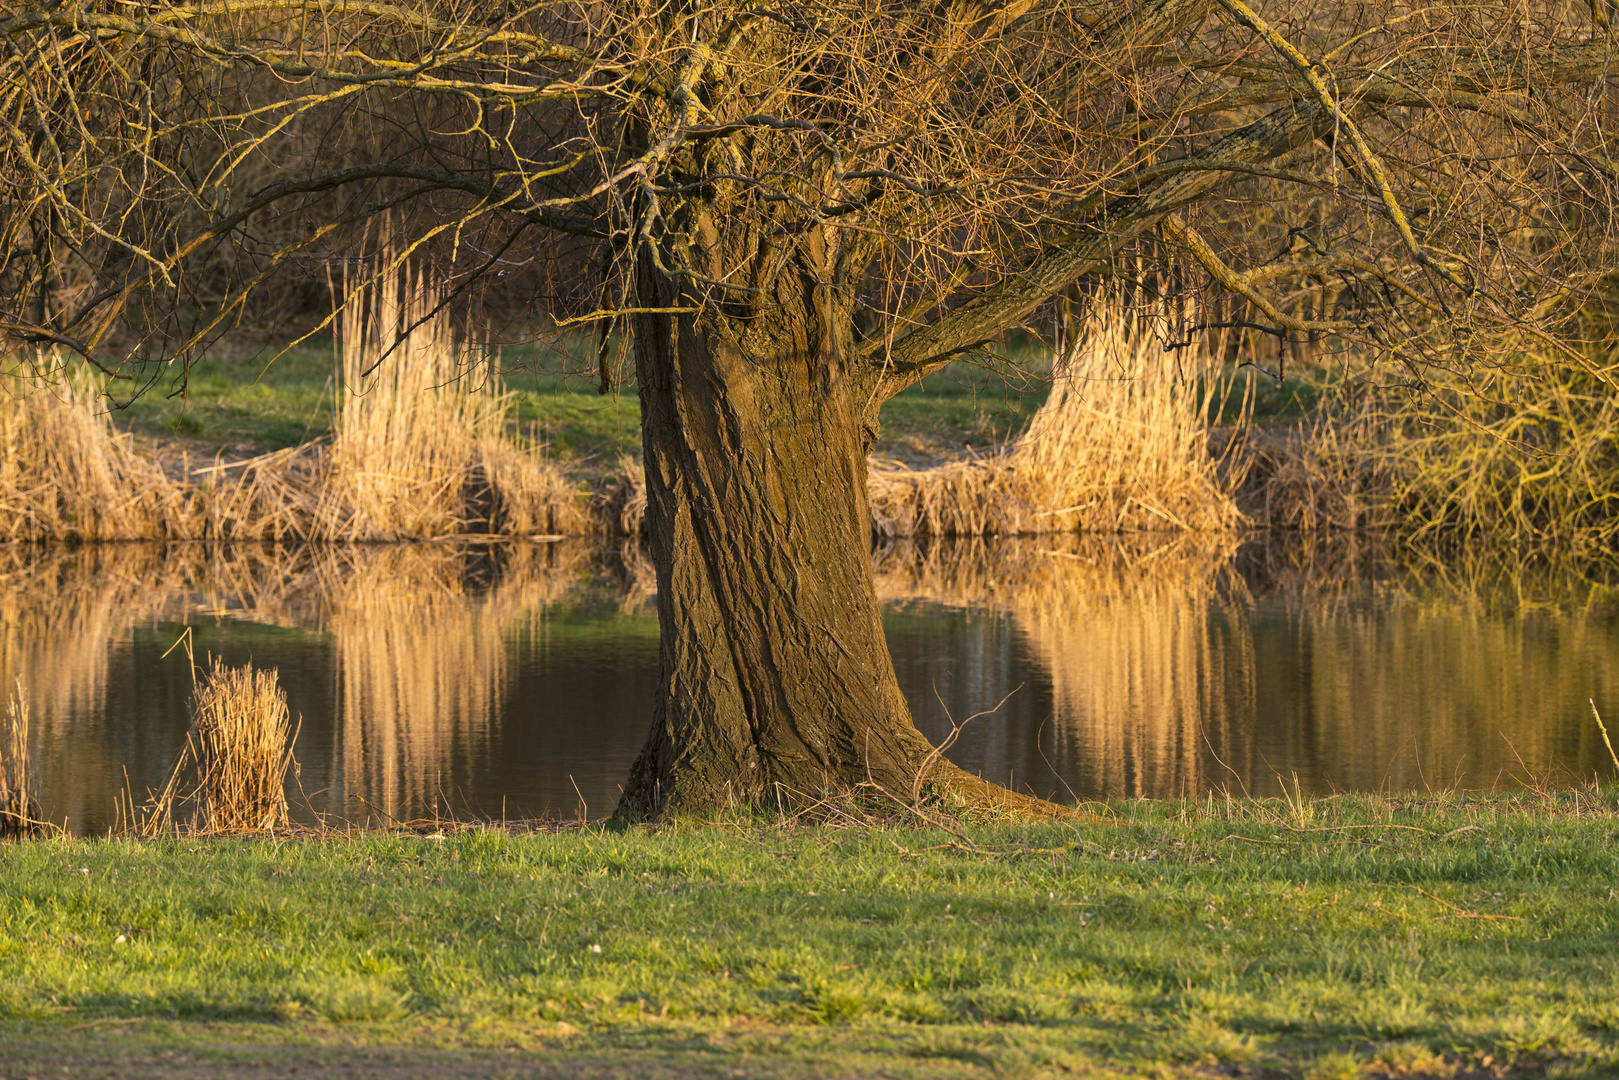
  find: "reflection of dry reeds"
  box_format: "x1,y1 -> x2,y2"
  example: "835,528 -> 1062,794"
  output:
328,547 -> 511,821
0,541 -> 605,833
880,534 -> 1619,799
876,535 -> 1249,798
870,313 -> 1243,537
1,682 -> 40,837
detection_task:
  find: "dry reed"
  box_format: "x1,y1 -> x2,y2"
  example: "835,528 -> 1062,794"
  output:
1,681 -> 40,837
160,659 -> 297,833
0,368 -> 173,541
0,260 -> 589,542
869,311 -> 1245,537
311,259 -> 585,540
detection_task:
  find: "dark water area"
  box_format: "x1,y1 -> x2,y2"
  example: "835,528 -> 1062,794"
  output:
3,536 -> 1616,834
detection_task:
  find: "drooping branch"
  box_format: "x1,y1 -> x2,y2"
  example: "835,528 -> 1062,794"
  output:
870,100 -> 1334,392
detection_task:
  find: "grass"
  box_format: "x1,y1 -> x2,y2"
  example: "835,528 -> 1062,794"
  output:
2,793 -> 1618,1078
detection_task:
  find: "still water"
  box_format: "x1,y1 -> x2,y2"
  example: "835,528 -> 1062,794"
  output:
3,536 -> 1615,834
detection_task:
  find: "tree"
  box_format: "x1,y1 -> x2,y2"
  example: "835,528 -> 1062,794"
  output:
3,0 -> 1616,815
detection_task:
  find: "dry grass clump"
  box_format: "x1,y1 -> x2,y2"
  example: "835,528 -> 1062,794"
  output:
0,369 -> 172,541
1,682 -> 41,837
147,659 -> 297,834
870,312 -> 1244,537
1230,409 -> 1392,532
591,455 -> 648,538
0,264 -> 589,541
311,262 -> 584,540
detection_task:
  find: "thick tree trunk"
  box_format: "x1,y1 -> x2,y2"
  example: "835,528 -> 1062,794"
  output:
617,292 -> 948,815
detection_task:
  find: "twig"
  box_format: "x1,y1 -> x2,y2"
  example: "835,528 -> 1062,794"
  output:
1388,883 -> 1525,922
1593,700 -> 1619,774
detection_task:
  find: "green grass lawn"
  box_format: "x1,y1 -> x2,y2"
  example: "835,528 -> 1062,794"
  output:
3,793 -> 1617,1078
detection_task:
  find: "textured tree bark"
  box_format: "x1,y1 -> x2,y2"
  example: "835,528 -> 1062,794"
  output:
616,278 -> 946,815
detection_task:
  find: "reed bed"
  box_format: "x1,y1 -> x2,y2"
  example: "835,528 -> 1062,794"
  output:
310,262 -> 585,540
1,681 -> 40,837
0,264 -> 588,541
0,371 -> 174,541
869,313 -> 1244,537
1228,414 -> 1391,532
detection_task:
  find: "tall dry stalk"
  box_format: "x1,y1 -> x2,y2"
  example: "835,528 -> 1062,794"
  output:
870,310 -> 1244,537
1,681 -> 40,837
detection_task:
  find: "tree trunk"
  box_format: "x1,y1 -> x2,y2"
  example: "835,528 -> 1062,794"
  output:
616,282 -> 948,816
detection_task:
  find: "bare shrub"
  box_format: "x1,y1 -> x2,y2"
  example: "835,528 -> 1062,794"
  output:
1235,348 -> 1619,543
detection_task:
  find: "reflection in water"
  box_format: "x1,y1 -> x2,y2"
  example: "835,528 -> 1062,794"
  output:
0,537 -> 1615,832
879,536 -> 1619,801
0,543 -> 655,833
878,536 -> 1247,801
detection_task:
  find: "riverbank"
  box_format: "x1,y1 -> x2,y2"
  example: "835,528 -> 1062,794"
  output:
105,341 -> 1055,482
2,792 -> 1616,1078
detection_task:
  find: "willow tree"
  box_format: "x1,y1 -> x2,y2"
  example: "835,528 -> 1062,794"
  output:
4,0 -> 1616,814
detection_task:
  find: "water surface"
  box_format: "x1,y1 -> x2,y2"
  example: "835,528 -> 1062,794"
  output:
2,537 -> 1614,833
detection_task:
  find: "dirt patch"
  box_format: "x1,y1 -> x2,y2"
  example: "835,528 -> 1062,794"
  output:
0,1028 -> 1008,1080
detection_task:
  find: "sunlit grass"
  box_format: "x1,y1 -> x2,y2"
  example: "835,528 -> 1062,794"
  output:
2,793 -> 1617,1077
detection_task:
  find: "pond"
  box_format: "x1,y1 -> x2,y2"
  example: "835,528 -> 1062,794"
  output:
3,536 -> 1616,834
